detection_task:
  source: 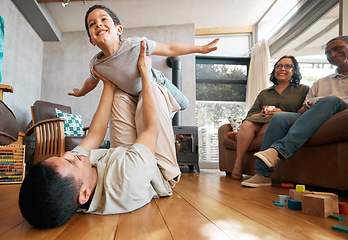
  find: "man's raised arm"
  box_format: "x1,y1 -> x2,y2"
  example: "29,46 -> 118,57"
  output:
135,41 -> 159,154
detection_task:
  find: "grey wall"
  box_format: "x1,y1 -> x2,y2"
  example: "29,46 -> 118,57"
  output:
0,0 -> 196,135
0,0 -> 43,131
41,24 -> 196,137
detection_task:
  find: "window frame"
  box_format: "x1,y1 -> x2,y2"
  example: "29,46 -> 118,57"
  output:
195,55 -> 251,102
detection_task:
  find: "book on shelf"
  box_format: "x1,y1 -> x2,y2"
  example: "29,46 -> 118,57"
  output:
0,178 -> 22,183
0,144 -> 25,184
0,175 -> 22,179
0,172 -> 23,175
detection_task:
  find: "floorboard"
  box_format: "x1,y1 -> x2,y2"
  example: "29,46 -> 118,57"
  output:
0,169 -> 347,240
156,191 -> 230,240
115,201 -> 171,240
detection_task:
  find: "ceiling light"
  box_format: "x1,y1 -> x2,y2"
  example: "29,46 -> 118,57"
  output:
61,0 -> 70,7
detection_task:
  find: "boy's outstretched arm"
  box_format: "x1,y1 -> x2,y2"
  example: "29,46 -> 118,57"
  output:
135,41 -> 159,154
77,74 -> 116,151
153,38 -> 219,56
68,77 -> 99,97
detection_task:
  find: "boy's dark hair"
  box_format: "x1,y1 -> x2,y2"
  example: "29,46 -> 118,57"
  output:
270,55 -> 302,86
18,162 -> 81,229
85,4 -> 121,38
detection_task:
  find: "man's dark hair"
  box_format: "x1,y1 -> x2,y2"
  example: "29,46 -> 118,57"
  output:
85,4 -> 121,38
326,35 -> 348,45
270,55 -> 302,86
18,162 -> 81,229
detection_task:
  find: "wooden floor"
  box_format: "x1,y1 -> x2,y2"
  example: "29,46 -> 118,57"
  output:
1,169 -> 348,240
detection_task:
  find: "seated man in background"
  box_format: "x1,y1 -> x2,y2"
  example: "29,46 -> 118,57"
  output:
242,35 -> 348,187
19,41 -> 173,229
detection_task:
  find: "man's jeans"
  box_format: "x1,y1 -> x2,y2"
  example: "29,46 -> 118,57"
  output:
255,96 -> 348,177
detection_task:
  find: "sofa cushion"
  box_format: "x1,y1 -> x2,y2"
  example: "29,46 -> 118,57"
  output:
305,109 -> 348,146
228,116 -> 243,132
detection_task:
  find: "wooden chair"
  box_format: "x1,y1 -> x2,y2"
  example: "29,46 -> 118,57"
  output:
26,100 -> 89,164
0,84 -> 13,101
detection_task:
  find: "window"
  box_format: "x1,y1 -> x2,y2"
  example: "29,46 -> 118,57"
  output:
257,0 -> 299,41
196,56 -> 249,102
196,56 -> 250,162
299,63 -> 335,87
271,56 -> 336,88
195,34 -> 250,57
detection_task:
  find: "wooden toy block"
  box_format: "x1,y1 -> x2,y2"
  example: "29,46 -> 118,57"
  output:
275,202 -> 283,207
339,202 -> 348,214
296,184 -> 305,192
329,215 -> 346,221
278,195 -> 290,206
302,195 -> 333,218
281,183 -> 294,189
289,189 -> 339,214
311,192 -> 339,214
289,189 -> 311,201
288,199 -> 302,210
332,225 -> 348,233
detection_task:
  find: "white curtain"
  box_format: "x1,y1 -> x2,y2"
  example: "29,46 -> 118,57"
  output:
245,39 -> 271,110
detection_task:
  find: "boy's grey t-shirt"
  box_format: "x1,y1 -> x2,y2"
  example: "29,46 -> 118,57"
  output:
90,37 -> 157,96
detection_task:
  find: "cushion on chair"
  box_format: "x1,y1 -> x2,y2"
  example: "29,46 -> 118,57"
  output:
228,116 -> 243,132
55,108 -> 85,137
0,100 -> 19,145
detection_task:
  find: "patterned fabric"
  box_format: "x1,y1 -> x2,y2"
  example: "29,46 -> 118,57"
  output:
55,108 -> 85,137
228,116 -> 243,132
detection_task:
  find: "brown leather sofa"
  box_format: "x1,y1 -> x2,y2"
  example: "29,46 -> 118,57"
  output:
218,109 -> 348,191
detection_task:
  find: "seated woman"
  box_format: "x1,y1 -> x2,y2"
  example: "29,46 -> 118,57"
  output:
230,55 -> 309,180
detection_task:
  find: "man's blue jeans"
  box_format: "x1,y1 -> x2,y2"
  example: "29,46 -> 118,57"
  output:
255,96 -> 348,177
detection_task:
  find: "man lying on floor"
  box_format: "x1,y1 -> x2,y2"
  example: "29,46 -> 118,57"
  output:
19,41 -> 173,229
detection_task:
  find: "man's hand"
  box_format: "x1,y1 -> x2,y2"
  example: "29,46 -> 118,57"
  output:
200,38 -> 219,54
92,69 -> 116,88
138,42 -> 152,75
